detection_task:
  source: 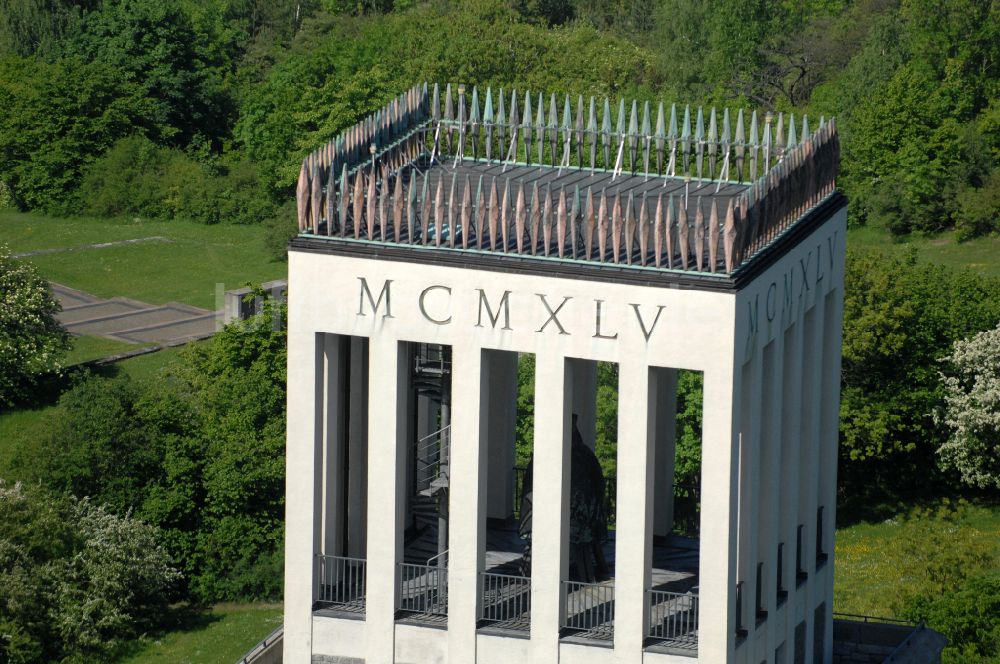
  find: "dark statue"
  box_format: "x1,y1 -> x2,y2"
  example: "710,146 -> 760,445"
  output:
519,414 -> 610,582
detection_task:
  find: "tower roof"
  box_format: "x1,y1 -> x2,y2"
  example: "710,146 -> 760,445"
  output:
292,83 -> 841,288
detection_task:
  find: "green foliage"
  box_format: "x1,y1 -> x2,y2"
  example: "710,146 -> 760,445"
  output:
0,0 -> 90,58
80,135 -> 277,224
29,295 -> 287,603
954,170 -> 1000,240
674,370 -> 703,488
0,56 -> 143,211
0,247 -> 69,407
62,0 -> 231,147
237,1 -> 658,193
904,574 -> 1000,663
936,324 -> 1000,489
0,480 -> 180,664
263,200 -> 298,261
515,353 -> 534,466
839,248 -> 1000,494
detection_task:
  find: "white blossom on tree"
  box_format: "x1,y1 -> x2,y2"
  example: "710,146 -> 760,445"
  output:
936,324 -> 1000,489
0,245 -> 69,405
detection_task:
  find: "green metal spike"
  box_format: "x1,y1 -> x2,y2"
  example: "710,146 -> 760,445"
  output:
787,113 -> 797,150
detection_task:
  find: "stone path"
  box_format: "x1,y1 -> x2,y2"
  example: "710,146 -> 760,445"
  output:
53,283 -> 218,349
14,236 -> 170,258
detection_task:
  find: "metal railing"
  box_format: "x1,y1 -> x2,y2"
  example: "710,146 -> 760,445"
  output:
397,562 -> 448,618
480,572 -> 531,632
647,589 -> 698,651
415,425 -> 450,493
314,555 -> 367,614
234,625 -> 283,664
563,580 -> 615,641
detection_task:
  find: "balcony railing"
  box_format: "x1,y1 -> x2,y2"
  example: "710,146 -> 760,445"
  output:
480,571 -> 531,632
397,562 -> 448,621
314,555 -> 367,615
646,589 -> 698,653
563,580 -> 615,641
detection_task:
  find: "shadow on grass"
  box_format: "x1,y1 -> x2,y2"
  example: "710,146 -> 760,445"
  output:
106,604 -> 224,661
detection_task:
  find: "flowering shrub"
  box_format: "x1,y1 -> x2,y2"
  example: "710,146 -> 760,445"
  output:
0,246 -> 69,406
937,324 -> 1000,489
0,480 -> 180,663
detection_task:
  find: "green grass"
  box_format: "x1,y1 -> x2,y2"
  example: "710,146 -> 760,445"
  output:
834,502 -> 1000,618
116,604 -> 282,664
63,335 -> 152,366
847,226 -> 1000,280
0,344 -> 194,481
2,212 -> 286,309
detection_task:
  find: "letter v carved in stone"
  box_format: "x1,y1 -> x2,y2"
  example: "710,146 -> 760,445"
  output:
630,303 -> 666,341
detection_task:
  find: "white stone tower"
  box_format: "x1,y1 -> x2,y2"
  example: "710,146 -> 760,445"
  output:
283,83 -> 845,664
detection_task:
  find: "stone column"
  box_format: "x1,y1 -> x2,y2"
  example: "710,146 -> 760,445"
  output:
347,337 -> 369,557
486,351 -> 518,520
651,367 -> 678,538
530,352 -> 570,664
567,357 -> 597,450
283,330 -> 323,664
697,361 -> 739,663
448,346 -> 487,663
613,358 -> 655,664
364,338 -> 407,664
322,334 -> 347,557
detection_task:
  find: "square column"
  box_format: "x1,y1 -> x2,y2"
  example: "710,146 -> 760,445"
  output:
364,338 -> 408,664
530,352 -> 570,664
448,347 -> 488,662
613,358 -> 655,664
697,363 -> 739,662
652,368 -> 678,538
283,331 -> 323,663
567,357 -> 598,450
485,351 -> 518,519
321,335 -> 347,557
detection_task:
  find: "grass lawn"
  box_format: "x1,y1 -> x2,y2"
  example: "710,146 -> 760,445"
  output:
847,226 -> 1000,280
834,502 -> 1000,618
116,604 -> 282,664
2,211 -> 286,309
63,335 -> 153,366
0,344 -> 193,481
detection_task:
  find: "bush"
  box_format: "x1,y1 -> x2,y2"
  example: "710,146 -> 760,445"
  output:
954,171 -> 1000,240
0,246 -> 70,407
263,200 -> 298,261
904,574 -> 1000,662
80,135 -> 277,224
0,480 -> 180,664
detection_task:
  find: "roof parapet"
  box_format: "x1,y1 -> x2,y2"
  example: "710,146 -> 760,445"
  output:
295,83 -> 839,276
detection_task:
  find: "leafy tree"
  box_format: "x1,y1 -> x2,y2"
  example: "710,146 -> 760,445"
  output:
62,0 -> 231,147
904,574 -> 1000,663
0,0 -> 92,58
0,56 -> 144,210
0,480 -> 180,664
0,247 -> 69,407
936,324 -> 1000,490
839,248 -> 1000,495
40,375 -> 169,514
170,294 -> 287,600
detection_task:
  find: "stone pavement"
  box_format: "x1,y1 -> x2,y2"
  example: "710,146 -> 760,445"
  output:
53,283 -> 218,348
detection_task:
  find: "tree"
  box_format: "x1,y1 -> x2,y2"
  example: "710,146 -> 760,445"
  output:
0,56 -> 144,210
839,248 -> 1000,496
936,324 -> 1000,490
63,0 -> 231,148
0,247 -> 69,406
0,480 -> 180,664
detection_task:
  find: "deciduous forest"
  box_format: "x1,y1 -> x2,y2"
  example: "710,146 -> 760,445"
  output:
1,0 -> 998,662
